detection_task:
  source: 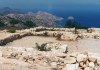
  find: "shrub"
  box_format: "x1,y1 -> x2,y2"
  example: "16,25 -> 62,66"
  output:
10,18 -> 20,25
65,18 -> 88,29
0,40 -> 6,46
0,21 -> 5,27
44,32 -> 48,36
7,29 -> 16,33
24,21 -> 36,28
65,19 -> 88,34
35,43 -> 51,51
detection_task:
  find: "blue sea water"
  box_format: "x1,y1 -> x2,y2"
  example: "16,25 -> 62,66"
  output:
51,10 -> 100,27
22,7 -> 100,28
31,9 -> 100,27
1,0 -> 100,27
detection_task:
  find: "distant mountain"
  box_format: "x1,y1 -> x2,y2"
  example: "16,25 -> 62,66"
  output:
0,7 -> 22,15
0,10 -> 63,28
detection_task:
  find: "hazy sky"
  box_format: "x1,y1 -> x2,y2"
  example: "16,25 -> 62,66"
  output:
0,0 -> 100,11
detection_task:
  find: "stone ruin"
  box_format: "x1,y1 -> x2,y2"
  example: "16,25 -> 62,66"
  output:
1,27 -> 100,46
0,27 -> 100,70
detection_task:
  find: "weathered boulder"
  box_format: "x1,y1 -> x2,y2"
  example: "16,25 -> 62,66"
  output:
89,58 -> 97,63
35,43 -> 51,51
36,42 -> 65,51
59,32 -> 78,41
89,62 -> 95,68
79,62 -> 87,68
50,62 -> 57,69
63,64 -> 79,70
76,54 -> 88,62
88,28 -> 100,33
84,67 -> 92,70
59,44 -> 68,53
97,58 -> 100,65
64,57 -> 76,64
43,31 -> 54,37
88,53 -> 100,65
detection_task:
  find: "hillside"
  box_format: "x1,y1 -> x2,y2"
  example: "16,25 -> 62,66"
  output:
0,7 -> 63,28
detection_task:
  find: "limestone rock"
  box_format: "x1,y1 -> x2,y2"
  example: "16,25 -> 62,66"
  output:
97,58 -> 100,65
79,62 -> 87,68
84,67 -> 92,70
63,64 -> 79,70
59,44 -> 68,53
88,53 -> 100,65
59,32 -> 78,41
77,54 -> 87,62
89,62 -> 95,68
64,57 -> 76,64
88,53 -> 100,59
89,58 -> 96,63
50,62 -> 57,69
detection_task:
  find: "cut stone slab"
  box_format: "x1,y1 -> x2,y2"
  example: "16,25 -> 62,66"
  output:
64,57 -> 76,64
63,64 -> 79,70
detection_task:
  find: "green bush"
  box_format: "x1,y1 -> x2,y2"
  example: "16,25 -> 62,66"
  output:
24,21 -> 36,28
7,29 -> 16,33
10,18 -> 20,25
65,20 -> 88,29
0,21 -> 5,27
0,41 -> 6,46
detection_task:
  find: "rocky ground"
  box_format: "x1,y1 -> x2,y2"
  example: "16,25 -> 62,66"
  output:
0,27 -> 100,70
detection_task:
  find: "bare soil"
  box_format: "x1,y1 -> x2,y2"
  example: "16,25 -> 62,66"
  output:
5,36 -> 100,53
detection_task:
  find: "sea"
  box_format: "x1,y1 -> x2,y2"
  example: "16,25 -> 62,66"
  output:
23,8 -> 100,28
51,10 -> 100,28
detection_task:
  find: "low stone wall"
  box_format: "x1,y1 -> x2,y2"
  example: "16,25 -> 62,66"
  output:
0,32 -> 33,46
1,27 -> 100,46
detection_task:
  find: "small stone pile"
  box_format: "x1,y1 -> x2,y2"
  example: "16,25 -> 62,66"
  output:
63,52 -> 100,70
0,42 -> 100,70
